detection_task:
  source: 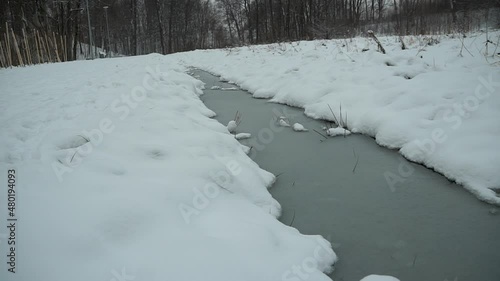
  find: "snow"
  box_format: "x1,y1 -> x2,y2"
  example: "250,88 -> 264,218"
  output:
227,120 -> 238,133
173,32 -> 500,205
0,54 -> 337,281
360,275 -> 400,281
235,133 -> 252,140
3,31 -> 499,281
326,127 -> 352,137
279,118 -> 291,127
293,123 -> 308,132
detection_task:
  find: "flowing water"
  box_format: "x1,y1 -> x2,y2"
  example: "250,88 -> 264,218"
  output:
192,69 -> 500,281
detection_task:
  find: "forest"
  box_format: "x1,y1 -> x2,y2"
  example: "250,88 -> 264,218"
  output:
0,0 -> 499,66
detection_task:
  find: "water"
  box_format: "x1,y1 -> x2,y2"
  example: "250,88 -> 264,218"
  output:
192,69 -> 500,281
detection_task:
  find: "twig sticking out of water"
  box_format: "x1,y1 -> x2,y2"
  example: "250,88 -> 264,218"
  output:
313,129 -> 328,140
327,103 -> 348,129
327,104 -> 340,127
352,148 -> 359,173
288,210 -> 296,227
234,111 -> 243,126
327,103 -> 349,138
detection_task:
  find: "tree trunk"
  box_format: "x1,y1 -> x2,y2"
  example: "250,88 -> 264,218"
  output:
255,0 -> 259,43
130,0 -> 138,55
155,0 -> 166,54
268,0 -> 275,41
168,0 -> 174,53
72,1 -> 80,60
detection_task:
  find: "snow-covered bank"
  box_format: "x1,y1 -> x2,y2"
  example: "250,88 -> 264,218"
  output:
0,54 -> 336,281
174,32 -> 500,205
360,275 -> 400,281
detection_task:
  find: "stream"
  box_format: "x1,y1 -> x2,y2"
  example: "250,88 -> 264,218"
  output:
192,69 -> 500,281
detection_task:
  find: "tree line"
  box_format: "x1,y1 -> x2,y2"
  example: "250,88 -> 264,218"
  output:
219,0 -> 499,43
0,0 -> 498,66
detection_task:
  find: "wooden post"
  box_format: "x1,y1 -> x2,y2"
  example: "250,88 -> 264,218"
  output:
64,35 -> 68,61
22,28 -> 32,65
53,32 -> 61,62
72,34 -> 75,60
34,29 -> 41,64
44,32 -> 52,62
60,35 -> 66,61
39,31 -> 48,62
11,28 -> 24,66
36,30 -> 44,62
5,23 -> 12,67
3,33 -> 9,67
0,41 -> 6,68
21,28 -> 27,64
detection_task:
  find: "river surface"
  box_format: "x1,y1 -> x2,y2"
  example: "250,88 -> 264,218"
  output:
192,69 -> 500,281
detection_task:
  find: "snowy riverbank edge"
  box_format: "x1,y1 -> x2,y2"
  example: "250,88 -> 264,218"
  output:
174,31 -> 500,205
0,55 -> 341,281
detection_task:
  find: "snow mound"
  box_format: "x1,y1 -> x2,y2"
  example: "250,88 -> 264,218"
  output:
235,133 -> 252,140
360,275 -> 400,281
278,119 -> 290,127
0,54 -> 336,281
326,127 -> 352,137
293,123 -> 308,132
227,120 -> 238,133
